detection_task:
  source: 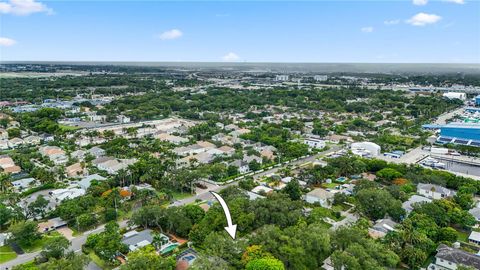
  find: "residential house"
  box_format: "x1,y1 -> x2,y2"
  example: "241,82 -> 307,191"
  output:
206,148 -> 224,156
252,185 -> 274,195
0,128 -> 8,140
23,135 -> 41,145
0,140 -> 9,150
304,135 -> 326,149
50,188 -> 86,202
468,207 -> 480,223
468,231 -> 480,245
229,160 -> 250,174
0,233 -> 11,246
78,174 -> 106,190
122,229 -> 154,251
173,145 -> 205,156
196,141 -> 216,149
212,133 -> 235,146
243,155 -> 262,164
417,183 -> 456,199
65,162 -> 86,178
176,152 -> 214,168
8,137 -> 24,148
87,146 -> 105,158
0,155 -> 21,174
37,217 -> 67,233
368,218 -> 398,239
325,134 -> 353,144
304,188 -> 334,208
95,157 -> 136,175
428,244 -> 480,270
39,146 -> 68,165
218,145 -> 235,156
260,148 -> 275,160
71,150 -> 86,161
230,128 -> 250,138
225,124 -> 239,131
154,133 -> 189,145
402,195 -> 432,213
11,177 -> 37,191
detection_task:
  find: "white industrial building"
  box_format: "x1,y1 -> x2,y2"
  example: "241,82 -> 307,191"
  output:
314,75 -> 328,82
304,136 -> 326,149
442,92 -> 466,100
350,142 -> 381,157
275,75 -> 289,82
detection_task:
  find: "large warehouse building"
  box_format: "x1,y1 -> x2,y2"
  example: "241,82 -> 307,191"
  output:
423,123 -> 480,147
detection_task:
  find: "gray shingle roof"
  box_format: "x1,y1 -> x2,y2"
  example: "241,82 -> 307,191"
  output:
435,244 -> 480,269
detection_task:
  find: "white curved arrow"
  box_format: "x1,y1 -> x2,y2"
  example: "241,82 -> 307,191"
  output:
210,191 -> 237,239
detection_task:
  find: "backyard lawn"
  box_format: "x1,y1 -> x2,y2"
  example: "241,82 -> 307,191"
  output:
21,231 -> 63,253
321,183 -> 339,189
0,245 -> 17,263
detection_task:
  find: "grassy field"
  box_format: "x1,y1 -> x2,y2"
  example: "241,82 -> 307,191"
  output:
322,183 -> 339,189
21,231 -> 63,253
455,230 -> 469,242
59,124 -> 80,132
0,245 -> 17,263
88,252 -> 117,270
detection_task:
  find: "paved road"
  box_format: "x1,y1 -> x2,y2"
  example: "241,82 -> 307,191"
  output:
0,220 -> 129,269
171,145 -> 342,207
2,146 -> 342,268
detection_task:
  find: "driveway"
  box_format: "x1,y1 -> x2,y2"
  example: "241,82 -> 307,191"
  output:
0,220 -> 129,269
57,227 -> 74,240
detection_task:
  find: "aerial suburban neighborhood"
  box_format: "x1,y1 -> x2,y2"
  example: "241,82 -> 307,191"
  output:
0,61 -> 479,270
1,0 -> 480,269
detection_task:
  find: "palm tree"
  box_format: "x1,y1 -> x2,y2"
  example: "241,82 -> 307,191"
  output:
0,173 -> 12,193
152,233 -> 169,250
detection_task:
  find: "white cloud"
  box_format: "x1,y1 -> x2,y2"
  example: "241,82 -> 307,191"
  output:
406,13 -> 442,26
384,19 -> 400,25
413,0 -> 428,5
0,37 -> 17,46
158,29 -> 183,40
361,26 -> 374,33
222,52 -> 240,62
0,0 -> 53,16
443,0 -> 465,4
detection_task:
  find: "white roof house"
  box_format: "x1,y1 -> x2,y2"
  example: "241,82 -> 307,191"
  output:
122,229 -> 154,251
252,185 -> 273,195
402,195 -> 432,213
304,135 -> 326,149
78,174 -> 107,190
50,188 -> 86,202
11,177 -> 37,191
417,183 -> 456,200
304,188 -> 334,208
351,142 -> 381,157
88,147 -> 106,158
468,231 -> 480,245
368,218 -> 398,238
428,244 -> 480,270
469,207 -> 480,222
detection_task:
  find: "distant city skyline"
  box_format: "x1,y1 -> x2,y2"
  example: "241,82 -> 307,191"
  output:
0,0 -> 479,63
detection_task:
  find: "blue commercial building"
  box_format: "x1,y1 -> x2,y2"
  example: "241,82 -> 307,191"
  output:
475,95 -> 480,106
422,123 -> 480,147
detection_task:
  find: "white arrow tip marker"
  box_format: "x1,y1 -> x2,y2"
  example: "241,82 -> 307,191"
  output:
224,224 -> 237,239
210,191 -> 237,240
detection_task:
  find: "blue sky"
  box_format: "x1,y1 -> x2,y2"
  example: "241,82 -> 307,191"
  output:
0,0 -> 479,63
